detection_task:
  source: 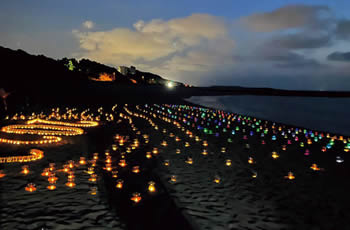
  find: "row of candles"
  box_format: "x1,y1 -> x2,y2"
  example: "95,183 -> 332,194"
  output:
131,104 -> 338,182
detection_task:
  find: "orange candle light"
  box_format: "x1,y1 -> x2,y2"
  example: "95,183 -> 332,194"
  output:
21,165 -> 29,175
285,172 -> 295,180
131,192 -> 142,203
116,179 -> 124,189
132,166 -> 140,173
25,183 -> 37,192
148,181 -> 156,193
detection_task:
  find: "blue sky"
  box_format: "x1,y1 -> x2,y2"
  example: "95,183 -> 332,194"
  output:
1,0 -> 350,89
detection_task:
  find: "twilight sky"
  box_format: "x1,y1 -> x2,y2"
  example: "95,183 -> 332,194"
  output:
1,0 -> 350,90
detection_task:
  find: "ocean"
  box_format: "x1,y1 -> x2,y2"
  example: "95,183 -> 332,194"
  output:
186,95 -> 350,136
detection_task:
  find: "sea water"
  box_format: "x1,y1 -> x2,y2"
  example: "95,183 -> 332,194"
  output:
186,95 -> 350,136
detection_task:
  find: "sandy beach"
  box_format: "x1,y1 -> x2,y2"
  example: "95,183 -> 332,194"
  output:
1,103 -> 350,230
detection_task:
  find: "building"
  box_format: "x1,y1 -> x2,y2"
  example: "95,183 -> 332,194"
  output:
117,66 -> 129,75
129,66 -> 136,75
117,66 -> 137,75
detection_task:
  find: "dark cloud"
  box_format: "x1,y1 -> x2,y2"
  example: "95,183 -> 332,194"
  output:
276,58 -> 325,69
335,20 -> 350,39
243,5 -> 331,32
327,51 -> 350,62
266,33 -> 332,49
254,46 -> 326,69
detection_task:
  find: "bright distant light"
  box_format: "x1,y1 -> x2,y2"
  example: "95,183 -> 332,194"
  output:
166,81 -> 174,89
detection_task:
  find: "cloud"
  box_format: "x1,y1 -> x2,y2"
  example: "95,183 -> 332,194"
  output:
243,5 -> 331,32
254,46 -> 326,69
73,14 -> 235,81
327,51 -> 350,62
265,33 -> 332,49
335,20 -> 350,39
82,20 -> 95,29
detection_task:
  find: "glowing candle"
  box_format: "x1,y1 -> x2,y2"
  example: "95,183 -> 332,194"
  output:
48,175 -> 58,183
336,156 -> 344,163
146,152 -> 152,159
131,192 -> 142,203
152,148 -> 159,155
248,157 -> 254,164
47,184 -> 56,191
186,157 -> 193,165
272,151 -> 279,159
164,160 -> 170,166
41,168 -> 50,177
21,165 -> 29,175
148,181 -> 156,193
90,187 -> 97,195
285,172 -> 295,180
79,157 -> 86,165
105,156 -> 112,163
310,164 -> 321,171
118,159 -> 127,167
65,180 -> 76,188
170,175 -> 177,183
25,183 -> 37,192
0,170 -> 5,178
225,159 -> 232,166
116,179 -> 123,189
214,175 -> 221,184
132,166 -> 140,173
89,174 -> 97,182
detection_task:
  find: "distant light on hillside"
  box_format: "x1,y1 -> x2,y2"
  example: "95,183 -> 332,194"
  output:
166,81 -> 174,89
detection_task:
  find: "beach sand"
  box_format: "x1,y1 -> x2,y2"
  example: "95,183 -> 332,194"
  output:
1,103 -> 350,230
